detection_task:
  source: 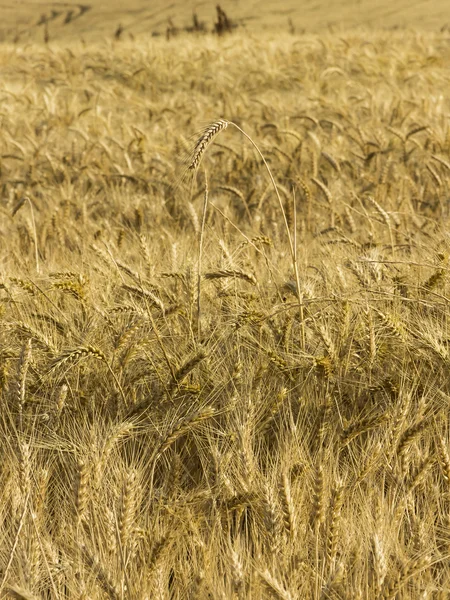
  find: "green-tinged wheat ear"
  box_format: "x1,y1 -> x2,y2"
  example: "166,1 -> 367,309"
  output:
188,119 -> 229,171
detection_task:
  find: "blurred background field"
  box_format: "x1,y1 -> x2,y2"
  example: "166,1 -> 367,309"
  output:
3,0 -> 450,42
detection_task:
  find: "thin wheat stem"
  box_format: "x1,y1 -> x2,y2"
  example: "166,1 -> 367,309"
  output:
197,169 -> 208,338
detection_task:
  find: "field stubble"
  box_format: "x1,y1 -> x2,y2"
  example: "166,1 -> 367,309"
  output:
1,30 -> 450,598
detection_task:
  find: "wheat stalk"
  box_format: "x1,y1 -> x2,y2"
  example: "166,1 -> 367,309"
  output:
187,118 -> 305,346
197,170 -> 208,337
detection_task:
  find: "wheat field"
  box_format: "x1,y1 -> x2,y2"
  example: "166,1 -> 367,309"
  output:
1,26 -> 450,599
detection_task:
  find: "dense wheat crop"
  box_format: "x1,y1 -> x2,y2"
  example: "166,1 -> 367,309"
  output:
1,29 -> 450,598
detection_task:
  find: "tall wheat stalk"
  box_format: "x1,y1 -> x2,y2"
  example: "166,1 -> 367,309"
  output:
187,119 -> 305,348
197,169 -> 209,337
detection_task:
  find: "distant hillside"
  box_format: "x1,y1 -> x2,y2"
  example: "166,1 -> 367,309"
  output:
2,0 -> 450,43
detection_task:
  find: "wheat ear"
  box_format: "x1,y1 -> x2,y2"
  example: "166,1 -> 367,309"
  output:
382,555 -> 431,599
258,569 -> 293,600
15,339 -> 32,431
188,120 -> 229,171
157,406 -> 215,455
50,345 -> 127,406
